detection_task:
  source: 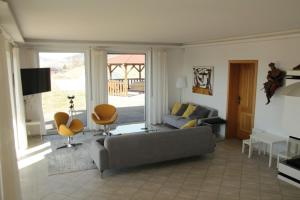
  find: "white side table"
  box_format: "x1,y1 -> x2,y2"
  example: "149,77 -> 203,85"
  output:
248,132 -> 286,167
26,121 -> 42,136
242,139 -> 266,155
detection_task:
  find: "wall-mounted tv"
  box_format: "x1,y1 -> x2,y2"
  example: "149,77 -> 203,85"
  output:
21,68 -> 51,96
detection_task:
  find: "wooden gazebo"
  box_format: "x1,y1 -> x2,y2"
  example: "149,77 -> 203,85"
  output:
107,54 -> 145,96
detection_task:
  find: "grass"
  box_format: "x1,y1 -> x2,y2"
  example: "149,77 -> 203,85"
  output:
42,90 -> 86,122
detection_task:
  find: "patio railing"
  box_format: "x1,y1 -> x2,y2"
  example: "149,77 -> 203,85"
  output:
108,80 -> 128,96
112,78 -> 145,89
108,78 -> 145,96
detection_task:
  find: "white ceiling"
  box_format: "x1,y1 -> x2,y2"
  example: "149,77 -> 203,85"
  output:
6,0 -> 300,45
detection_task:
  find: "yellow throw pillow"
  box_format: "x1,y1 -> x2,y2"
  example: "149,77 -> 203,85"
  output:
171,102 -> 181,115
182,104 -> 196,118
180,120 -> 197,129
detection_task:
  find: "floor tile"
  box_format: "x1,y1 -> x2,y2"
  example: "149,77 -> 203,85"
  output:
21,139 -> 300,200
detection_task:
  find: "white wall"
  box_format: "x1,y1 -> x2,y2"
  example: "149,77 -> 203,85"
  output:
168,36 -> 300,137
167,48 -> 185,106
282,76 -> 300,139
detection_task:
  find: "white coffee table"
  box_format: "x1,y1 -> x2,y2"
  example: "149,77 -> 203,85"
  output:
248,132 -> 286,167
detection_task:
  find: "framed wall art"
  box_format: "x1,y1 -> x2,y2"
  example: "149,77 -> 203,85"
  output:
192,66 -> 214,96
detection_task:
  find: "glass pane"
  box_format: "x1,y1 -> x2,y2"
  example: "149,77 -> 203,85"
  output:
39,52 -> 86,133
107,54 -> 145,124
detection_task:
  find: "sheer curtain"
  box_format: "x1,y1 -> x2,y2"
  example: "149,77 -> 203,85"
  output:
89,48 -> 108,129
12,47 -> 28,152
147,48 -> 169,125
0,31 -> 22,200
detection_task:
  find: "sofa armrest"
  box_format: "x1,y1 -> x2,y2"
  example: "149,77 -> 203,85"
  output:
197,116 -> 220,126
89,139 -> 109,171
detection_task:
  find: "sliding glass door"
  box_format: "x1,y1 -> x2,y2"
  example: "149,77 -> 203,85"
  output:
107,54 -> 145,124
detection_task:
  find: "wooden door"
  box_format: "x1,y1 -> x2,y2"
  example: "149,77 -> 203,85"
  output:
236,64 -> 256,139
226,61 -> 257,139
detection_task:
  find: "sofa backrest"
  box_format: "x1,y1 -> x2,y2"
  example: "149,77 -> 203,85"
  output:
104,126 -> 215,169
204,105 -> 218,118
189,103 -> 218,118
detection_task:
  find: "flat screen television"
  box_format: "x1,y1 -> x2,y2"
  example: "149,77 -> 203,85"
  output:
21,68 -> 51,96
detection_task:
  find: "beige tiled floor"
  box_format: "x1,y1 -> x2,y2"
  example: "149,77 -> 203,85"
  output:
30,140 -> 300,200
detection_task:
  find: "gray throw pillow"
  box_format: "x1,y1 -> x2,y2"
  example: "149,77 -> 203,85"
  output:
189,106 -> 210,119
175,104 -> 188,116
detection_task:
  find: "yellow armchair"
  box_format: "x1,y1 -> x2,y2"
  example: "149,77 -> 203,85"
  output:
54,112 -> 84,149
91,104 -> 118,136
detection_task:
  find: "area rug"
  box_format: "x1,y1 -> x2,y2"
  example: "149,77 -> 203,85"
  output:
43,133 -> 99,176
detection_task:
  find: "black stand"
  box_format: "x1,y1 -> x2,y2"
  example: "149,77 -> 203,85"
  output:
201,117 -> 226,141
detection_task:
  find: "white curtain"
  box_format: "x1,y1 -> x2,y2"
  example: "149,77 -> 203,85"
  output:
0,31 -> 22,200
89,48 -> 108,129
148,48 -> 169,125
12,47 -> 28,152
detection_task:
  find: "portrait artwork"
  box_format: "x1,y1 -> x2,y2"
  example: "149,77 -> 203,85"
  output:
192,66 -> 214,95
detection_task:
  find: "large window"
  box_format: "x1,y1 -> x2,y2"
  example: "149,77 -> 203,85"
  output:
39,52 -> 86,132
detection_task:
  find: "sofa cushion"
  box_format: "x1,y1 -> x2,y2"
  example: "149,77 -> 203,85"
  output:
175,104 -> 188,116
180,119 -> 197,129
182,104 -> 196,118
163,115 -> 191,128
163,115 -> 181,126
189,106 -> 210,119
176,118 -> 192,128
171,102 -> 181,115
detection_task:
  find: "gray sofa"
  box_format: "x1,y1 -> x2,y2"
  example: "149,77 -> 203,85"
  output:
164,104 -> 218,128
89,126 -> 215,173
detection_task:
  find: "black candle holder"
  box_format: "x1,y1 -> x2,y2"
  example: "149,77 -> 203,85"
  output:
68,95 -> 75,117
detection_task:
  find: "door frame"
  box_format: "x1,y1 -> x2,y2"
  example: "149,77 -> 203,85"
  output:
226,60 -> 258,139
